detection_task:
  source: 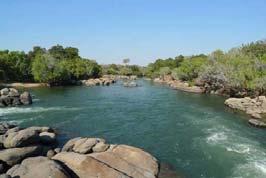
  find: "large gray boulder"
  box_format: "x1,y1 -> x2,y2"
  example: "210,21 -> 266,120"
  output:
225,96 -> 266,119
19,91 -> 32,105
0,88 -> 33,107
53,144 -> 159,178
0,89 -> 9,96
248,119 -> 266,128
53,152 -> 131,178
39,131 -> 56,144
0,146 -> 42,166
0,97 -> 12,107
62,137 -> 103,154
0,123 -> 16,135
8,88 -> 19,97
0,174 -> 11,178
3,128 -> 39,148
6,156 -> 71,178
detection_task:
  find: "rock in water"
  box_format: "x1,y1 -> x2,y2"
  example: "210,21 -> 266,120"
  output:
248,119 -> 266,128
0,124 -> 159,178
3,128 -> 40,148
53,144 -> 159,178
123,81 -> 138,87
8,88 -> 19,97
225,96 -> 266,119
0,89 -> 9,96
19,91 -> 32,105
0,88 -> 33,107
6,157 -> 71,178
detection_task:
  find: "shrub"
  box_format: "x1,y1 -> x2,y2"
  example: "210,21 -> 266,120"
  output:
173,57 -> 207,81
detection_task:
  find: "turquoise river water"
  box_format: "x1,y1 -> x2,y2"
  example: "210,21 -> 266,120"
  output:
0,80 -> 265,178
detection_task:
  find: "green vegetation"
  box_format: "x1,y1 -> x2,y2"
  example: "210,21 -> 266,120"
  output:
102,59 -> 144,76
146,40 -> 266,96
1,40 -> 265,95
0,45 -> 101,85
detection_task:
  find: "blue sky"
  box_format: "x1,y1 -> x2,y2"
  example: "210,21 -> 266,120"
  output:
0,0 -> 265,65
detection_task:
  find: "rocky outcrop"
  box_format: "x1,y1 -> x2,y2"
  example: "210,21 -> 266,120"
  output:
153,76 -> 205,94
248,119 -> 266,127
123,81 -> 138,87
0,123 -> 57,169
0,88 -> 32,107
225,96 -> 266,119
53,143 -> 158,178
53,152 -> 130,178
62,137 -> 105,154
169,81 -> 205,93
6,157 -> 71,178
103,75 -> 138,80
0,123 -> 160,178
225,96 -> 266,127
0,146 -> 43,166
81,77 -> 116,86
0,124 -> 15,135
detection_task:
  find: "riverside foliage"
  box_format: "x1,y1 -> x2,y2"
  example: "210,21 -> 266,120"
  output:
145,40 -> 266,96
0,45 -> 102,85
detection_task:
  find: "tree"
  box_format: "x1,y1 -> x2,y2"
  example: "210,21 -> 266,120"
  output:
123,58 -> 130,65
31,53 -> 70,84
64,47 -> 79,60
172,56 -> 207,81
48,45 -> 66,60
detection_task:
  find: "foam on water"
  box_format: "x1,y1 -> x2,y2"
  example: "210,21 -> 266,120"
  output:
205,124 -> 266,178
0,106 -> 82,116
232,160 -> 266,178
226,144 -> 251,154
206,132 -> 228,144
32,98 -> 40,102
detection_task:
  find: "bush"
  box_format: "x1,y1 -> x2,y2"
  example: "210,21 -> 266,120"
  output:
31,54 -> 70,83
159,67 -> 171,76
173,56 -> 207,81
199,61 -> 228,90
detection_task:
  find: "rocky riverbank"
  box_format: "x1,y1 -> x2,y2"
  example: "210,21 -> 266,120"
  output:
81,75 -> 139,87
153,76 -> 205,94
0,88 -> 32,107
152,75 -> 266,128
0,122 -> 160,178
81,77 -> 116,86
225,96 -> 266,128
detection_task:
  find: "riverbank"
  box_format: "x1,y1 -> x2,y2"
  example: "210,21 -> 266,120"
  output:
0,122 -> 159,178
0,75 -> 138,89
153,76 -> 205,94
225,96 -> 266,127
0,83 -> 48,88
152,75 -> 266,128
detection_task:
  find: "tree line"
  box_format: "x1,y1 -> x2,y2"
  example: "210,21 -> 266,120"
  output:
1,40 -> 265,96
0,45 -> 102,85
144,40 -> 266,96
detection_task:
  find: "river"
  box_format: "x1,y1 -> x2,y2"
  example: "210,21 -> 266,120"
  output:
0,80 -> 265,178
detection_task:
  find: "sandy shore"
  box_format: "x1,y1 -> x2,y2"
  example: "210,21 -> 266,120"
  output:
0,82 -> 48,88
